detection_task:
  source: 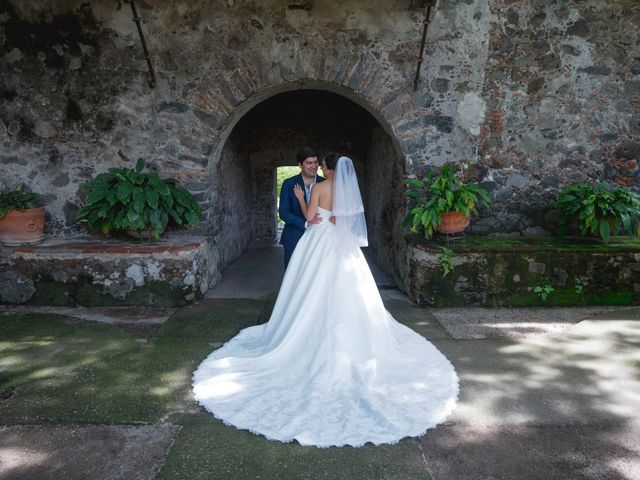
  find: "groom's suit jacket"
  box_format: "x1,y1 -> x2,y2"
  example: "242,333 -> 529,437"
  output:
279,173 -> 325,253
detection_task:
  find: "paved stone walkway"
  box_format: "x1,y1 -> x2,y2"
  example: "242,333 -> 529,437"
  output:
1,244 -> 639,479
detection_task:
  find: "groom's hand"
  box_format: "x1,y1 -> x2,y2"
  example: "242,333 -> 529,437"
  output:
329,216 -> 336,225
307,213 -> 323,225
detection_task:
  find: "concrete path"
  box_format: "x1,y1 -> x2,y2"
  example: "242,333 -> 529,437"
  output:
205,244 -> 284,299
1,244 -> 639,479
0,425 -> 178,480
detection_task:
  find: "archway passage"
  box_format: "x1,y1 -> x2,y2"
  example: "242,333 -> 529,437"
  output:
213,88 -> 406,286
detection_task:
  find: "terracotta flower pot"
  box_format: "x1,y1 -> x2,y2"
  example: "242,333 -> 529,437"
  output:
0,207 -> 45,246
436,211 -> 470,234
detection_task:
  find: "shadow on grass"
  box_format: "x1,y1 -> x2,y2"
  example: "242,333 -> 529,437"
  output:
0,300 -> 266,424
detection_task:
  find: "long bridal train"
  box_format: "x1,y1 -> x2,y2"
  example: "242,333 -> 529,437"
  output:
192,207 -> 459,448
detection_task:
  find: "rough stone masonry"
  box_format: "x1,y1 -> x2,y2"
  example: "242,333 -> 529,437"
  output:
0,0 -> 639,287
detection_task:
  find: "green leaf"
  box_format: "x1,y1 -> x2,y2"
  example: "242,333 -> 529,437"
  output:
184,210 -> 199,226
127,210 -> 140,228
169,209 -> 183,225
132,189 -> 146,212
599,220 -> 610,243
149,209 -> 168,237
107,192 -> 118,206
445,190 -> 454,207
147,173 -> 162,187
114,210 -> 128,229
405,179 -> 425,189
145,186 -> 159,209
97,202 -> 111,218
136,158 -> 145,173
86,186 -> 109,206
161,194 -> 174,209
421,210 -> 434,228
75,205 -> 91,221
157,181 -> 171,196
113,171 -> 128,183
116,182 -> 134,203
173,188 -> 193,207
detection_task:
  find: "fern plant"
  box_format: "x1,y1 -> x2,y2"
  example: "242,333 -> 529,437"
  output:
76,158 -> 201,240
555,182 -> 640,243
404,163 -> 491,238
438,247 -> 454,277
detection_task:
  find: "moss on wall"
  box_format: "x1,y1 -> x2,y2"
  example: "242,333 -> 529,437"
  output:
408,236 -> 640,307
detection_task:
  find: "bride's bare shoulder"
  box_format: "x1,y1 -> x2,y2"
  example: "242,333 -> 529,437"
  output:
315,181 -> 330,191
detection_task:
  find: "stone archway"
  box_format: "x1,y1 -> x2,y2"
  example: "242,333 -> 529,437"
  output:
208,81 -> 408,288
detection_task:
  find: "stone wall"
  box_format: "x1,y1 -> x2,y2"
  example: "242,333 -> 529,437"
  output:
362,125 -> 407,286
405,237 -> 640,307
213,132 -> 253,268
471,0 -> 640,234
1,0 -> 639,288
0,238 -> 212,306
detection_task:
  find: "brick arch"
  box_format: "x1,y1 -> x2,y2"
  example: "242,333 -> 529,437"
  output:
210,78 -> 410,164
186,48 -> 421,169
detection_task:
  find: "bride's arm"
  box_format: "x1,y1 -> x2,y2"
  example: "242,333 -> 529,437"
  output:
293,184 -> 308,217
304,186 -> 320,222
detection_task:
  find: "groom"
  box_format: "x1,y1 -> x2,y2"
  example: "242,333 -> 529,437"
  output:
279,147 -> 325,269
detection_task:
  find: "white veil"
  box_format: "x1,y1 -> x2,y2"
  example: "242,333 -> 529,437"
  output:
333,156 -> 368,250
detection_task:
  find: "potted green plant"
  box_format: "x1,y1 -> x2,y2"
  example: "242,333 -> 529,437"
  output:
404,162 -> 491,238
0,184 -> 45,246
76,158 -> 201,240
555,181 -> 640,243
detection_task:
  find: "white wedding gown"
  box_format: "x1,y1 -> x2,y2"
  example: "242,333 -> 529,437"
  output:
192,207 -> 459,447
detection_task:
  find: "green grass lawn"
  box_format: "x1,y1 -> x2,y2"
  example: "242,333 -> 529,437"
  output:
0,301 -> 263,424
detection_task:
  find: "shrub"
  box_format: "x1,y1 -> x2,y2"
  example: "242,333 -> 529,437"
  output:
555,182 -> 640,242
76,158 -> 201,239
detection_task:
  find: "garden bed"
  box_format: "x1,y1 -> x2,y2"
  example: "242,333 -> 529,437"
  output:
405,236 -> 640,307
0,236 -> 213,307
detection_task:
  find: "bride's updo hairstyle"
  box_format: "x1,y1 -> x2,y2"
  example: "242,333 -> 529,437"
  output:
323,152 -> 340,170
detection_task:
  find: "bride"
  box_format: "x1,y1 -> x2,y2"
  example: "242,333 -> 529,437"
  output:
192,153 -> 459,447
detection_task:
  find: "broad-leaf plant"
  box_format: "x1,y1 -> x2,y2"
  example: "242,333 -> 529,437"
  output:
555,181 -> 640,243
76,158 -> 201,239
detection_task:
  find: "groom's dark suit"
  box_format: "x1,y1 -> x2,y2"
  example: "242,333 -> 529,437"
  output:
279,173 -> 325,269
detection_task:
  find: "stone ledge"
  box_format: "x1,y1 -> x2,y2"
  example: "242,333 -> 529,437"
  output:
0,236 -> 213,307
406,236 -> 640,307
1,237 -> 207,256
407,235 -> 640,253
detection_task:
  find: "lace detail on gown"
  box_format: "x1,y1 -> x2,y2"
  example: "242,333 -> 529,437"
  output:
192,208 -> 459,447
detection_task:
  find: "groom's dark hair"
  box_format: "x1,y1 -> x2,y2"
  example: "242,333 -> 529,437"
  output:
297,147 -> 318,164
